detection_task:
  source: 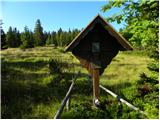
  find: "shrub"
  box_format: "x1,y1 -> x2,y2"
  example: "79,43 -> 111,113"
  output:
48,57 -> 69,74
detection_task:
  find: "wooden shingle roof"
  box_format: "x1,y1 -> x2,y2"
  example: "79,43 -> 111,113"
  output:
66,14 -> 133,51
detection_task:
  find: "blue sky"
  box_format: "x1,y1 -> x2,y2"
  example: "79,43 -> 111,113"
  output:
1,0 -> 125,33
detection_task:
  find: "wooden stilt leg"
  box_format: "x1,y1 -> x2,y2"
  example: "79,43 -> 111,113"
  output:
92,69 -> 100,106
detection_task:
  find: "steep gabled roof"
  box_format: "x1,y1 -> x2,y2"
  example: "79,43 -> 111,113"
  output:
66,14 -> 133,51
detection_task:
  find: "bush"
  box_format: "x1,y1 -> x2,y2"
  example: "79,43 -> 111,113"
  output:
137,73 -> 158,85
136,68 -> 159,118
48,57 -> 69,74
147,62 -> 159,72
48,56 -> 75,86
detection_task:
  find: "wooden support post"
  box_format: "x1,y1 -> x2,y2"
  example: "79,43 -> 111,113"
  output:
92,69 -> 100,105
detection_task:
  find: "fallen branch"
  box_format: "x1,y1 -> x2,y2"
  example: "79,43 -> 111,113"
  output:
54,71 -> 80,119
100,85 -> 147,115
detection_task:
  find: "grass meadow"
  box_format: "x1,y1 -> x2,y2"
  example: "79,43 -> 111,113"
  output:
1,46 -> 157,119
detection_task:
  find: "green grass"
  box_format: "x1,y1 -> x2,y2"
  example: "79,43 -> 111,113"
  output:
100,51 -> 151,91
1,46 -> 156,119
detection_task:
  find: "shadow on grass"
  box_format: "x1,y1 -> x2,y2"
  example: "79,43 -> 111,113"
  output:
1,60 -> 77,118
2,60 -> 48,71
2,68 -> 49,83
1,75 -> 72,118
1,59 -> 133,119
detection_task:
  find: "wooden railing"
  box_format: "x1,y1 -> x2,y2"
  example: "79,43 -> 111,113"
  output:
100,85 -> 147,115
54,71 -> 80,119
54,72 -> 147,119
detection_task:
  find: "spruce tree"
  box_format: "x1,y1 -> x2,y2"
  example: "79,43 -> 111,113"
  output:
1,29 -> 7,49
43,31 -> 48,45
21,26 -> 34,48
6,27 -> 22,48
46,32 -> 51,45
13,28 -> 21,47
51,31 -> 57,46
56,28 -> 63,46
6,26 -> 14,47
34,19 -> 44,46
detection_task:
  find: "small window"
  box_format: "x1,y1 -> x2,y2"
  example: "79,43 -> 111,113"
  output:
92,42 -> 100,53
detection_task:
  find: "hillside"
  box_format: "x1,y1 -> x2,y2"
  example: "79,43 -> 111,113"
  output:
1,46 -> 158,119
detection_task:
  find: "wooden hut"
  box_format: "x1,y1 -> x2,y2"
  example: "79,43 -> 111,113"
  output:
66,14 -> 133,76
66,14 -> 133,104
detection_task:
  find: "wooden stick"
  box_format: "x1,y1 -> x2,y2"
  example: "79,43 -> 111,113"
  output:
100,85 -> 147,115
54,71 -> 80,119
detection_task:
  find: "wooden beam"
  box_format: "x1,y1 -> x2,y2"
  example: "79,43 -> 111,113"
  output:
92,69 -> 100,101
100,85 -> 147,115
54,71 -> 80,119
